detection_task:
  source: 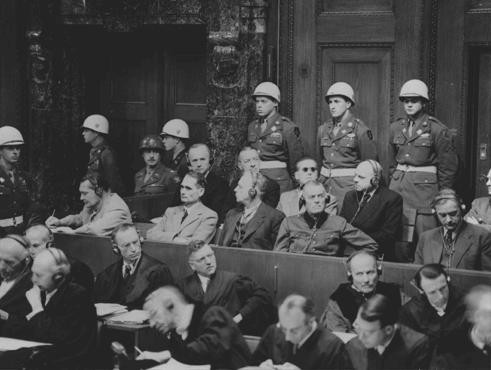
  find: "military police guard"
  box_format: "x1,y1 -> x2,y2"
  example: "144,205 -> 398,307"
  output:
248,82 -> 304,193
161,119 -> 190,179
389,79 -> 458,258
317,82 -> 378,203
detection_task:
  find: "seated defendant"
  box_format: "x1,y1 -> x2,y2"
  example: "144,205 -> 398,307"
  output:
147,171 -> 218,243
414,188 -> 491,271
45,172 -> 132,237
179,241 -> 276,336
277,156 -> 338,217
94,223 -> 174,309
274,180 -> 378,256
218,170 -> 284,250
464,167 -> 491,231
136,286 -> 251,369
320,250 -> 401,333
253,294 -> 353,370
134,134 -> 180,195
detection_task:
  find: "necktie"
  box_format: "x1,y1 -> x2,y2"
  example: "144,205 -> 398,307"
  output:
8,171 -> 14,185
298,196 -> 305,212
40,290 -> 47,308
332,122 -> 342,136
360,192 -> 371,208
260,118 -> 267,133
444,230 -> 453,246
181,209 -> 188,224
408,120 -> 414,136
123,264 -> 132,279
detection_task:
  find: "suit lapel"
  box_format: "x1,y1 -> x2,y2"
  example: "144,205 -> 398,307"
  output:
179,203 -> 203,231
0,271 -> 31,306
353,189 -> 380,225
241,203 -> 266,241
125,255 -> 151,303
431,228 -> 444,263
203,272 -> 223,305
452,224 -> 474,268
222,209 -> 242,245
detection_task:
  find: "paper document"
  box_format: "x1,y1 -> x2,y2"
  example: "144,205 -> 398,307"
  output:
148,358 -> 210,370
0,337 -> 51,351
95,303 -> 128,317
107,309 -> 149,324
332,331 -> 357,343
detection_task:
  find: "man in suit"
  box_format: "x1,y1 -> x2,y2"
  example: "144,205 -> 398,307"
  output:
231,146 -> 280,208
432,284 -> 491,370
45,172 -> 132,236
414,188 -> 491,271
187,143 -> 234,223
179,240 -> 275,335
321,250 -> 401,333
24,224 -> 94,293
218,170 -> 284,250
399,264 -> 465,346
95,223 -> 174,309
147,171 -> 218,243
340,160 -> 403,261
346,294 -> 430,370
253,294 -> 352,370
136,286 -> 251,369
277,156 -> 338,217
0,235 -> 32,334
275,180 -> 378,256
0,248 -> 97,369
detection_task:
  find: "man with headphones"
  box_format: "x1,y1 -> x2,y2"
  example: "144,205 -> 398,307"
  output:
45,172 -> 132,236
399,263 -> 466,346
340,160 -> 403,261
320,250 -> 401,333
414,188 -> 491,270
1,248 -> 97,369
94,223 -> 174,309
218,170 -> 284,250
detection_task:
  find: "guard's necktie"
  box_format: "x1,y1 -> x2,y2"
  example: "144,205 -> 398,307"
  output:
181,208 -> 188,224
8,171 -> 14,185
332,122 -> 342,136
260,118 -> 267,133
407,120 -> 415,136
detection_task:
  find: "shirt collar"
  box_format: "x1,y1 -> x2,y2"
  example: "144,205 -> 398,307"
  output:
122,255 -> 141,276
298,321 -> 317,349
376,325 -> 398,355
183,202 -> 201,213
45,288 -> 58,305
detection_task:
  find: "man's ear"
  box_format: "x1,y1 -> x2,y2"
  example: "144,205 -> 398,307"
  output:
198,187 -> 205,198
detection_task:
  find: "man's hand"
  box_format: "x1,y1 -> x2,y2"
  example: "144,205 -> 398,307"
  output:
25,285 -> 43,312
136,350 -> 171,363
54,226 -> 75,234
259,359 -> 276,369
465,215 -> 480,225
233,313 -> 243,323
45,216 -> 61,228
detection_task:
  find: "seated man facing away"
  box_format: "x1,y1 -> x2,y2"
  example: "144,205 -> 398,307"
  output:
45,172 -> 132,237
274,180 -> 378,256
134,134 -> 180,195
339,160 -> 403,261
464,167 -> 491,231
0,248 -> 97,369
277,156 -> 337,216
147,171 -> 218,243
399,263 -> 465,347
321,250 -> 401,333
414,188 -> 491,271
253,294 -> 352,370
94,223 -> 174,309
218,170 -> 284,250
0,235 -> 33,333
231,146 -> 280,208
432,284 -> 491,370
346,294 -> 430,370
179,240 -> 276,336
25,224 -> 94,294
136,286 -> 251,369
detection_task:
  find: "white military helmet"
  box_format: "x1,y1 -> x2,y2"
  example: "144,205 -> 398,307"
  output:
160,119 -> 189,139
252,82 -> 281,103
325,82 -> 355,105
82,114 -> 109,134
399,79 -> 429,101
0,126 -> 24,146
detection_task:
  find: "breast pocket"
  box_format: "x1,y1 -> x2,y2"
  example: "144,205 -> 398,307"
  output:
392,135 -> 406,147
309,231 -> 340,255
412,137 -> 433,162
265,133 -> 283,146
339,136 -> 356,149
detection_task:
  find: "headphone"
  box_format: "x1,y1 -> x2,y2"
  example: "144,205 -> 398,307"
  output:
345,250 -> 383,282
111,230 -> 144,256
411,263 -> 451,293
431,189 -> 466,214
248,171 -> 258,198
366,160 -> 382,188
45,248 -> 69,284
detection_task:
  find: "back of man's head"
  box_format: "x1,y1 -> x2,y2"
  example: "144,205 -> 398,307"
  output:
359,294 -> 397,328
279,294 -> 315,323
145,285 -> 187,314
465,285 -> 491,324
0,235 -> 30,280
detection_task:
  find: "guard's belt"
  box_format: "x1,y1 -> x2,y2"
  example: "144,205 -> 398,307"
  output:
320,167 -> 356,178
260,160 -> 287,169
0,215 -> 23,228
396,164 -> 437,173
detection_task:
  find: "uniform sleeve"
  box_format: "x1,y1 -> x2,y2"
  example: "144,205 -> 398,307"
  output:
252,325 -> 276,365
283,122 -> 305,175
464,199 -> 484,222
341,220 -> 378,253
357,124 -> 378,161
273,218 -> 291,252
235,275 -> 273,319
434,127 -> 458,189
320,299 -> 354,332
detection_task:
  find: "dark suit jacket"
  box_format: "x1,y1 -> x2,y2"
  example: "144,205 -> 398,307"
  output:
201,172 -> 234,224
167,304 -> 251,370
3,281 -> 97,369
414,221 -> 491,271
94,253 -> 174,309
0,270 -> 32,334
230,176 -> 281,209
340,187 -> 402,260
69,258 -> 94,295
179,270 -> 276,335
218,202 -> 285,250
346,325 -> 430,370
253,325 -> 353,369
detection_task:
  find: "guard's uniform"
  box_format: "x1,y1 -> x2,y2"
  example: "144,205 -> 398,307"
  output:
388,113 -> 458,248
248,111 -> 304,193
163,148 -> 188,179
317,111 -> 377,203
134,162 -> 180,195
87,142 -> 125,195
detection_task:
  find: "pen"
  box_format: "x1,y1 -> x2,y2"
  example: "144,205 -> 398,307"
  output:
51,209 -> 56,218
134,346 -> 143,355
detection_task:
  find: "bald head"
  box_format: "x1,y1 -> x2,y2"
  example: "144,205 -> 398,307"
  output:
144,286 -> 189,334
0,236 -> 30,281
31,248 -> 69,292
25,224 -> 52,258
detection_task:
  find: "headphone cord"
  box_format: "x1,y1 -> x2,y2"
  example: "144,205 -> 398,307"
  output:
349,189 -> 368,224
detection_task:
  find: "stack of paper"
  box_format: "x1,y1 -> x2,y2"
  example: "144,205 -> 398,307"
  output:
0,337 -> 51,351
107,309 -> 149,324
148,358 -> 210,370
95,303 -> 128,317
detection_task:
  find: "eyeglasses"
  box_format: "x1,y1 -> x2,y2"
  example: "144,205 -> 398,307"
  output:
300,167 -> 317,172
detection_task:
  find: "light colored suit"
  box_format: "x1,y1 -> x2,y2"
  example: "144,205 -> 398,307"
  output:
277,189 -> 338,217
146,201 -> 218,243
